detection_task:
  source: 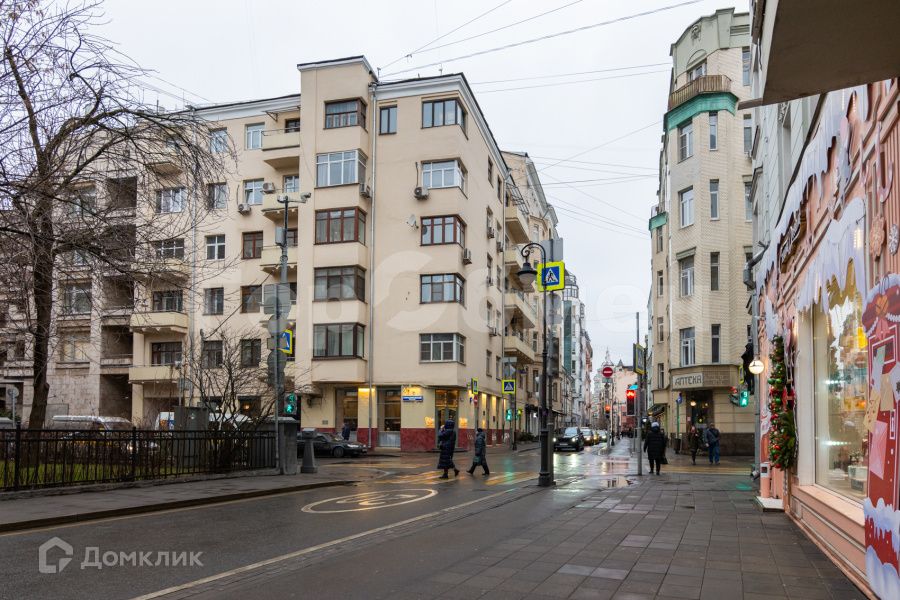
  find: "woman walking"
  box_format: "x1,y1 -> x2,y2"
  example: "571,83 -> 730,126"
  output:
643,422 -> 668,475
688,425 -> 701,465
467,427 -> 490,476
437,419 -> 459,479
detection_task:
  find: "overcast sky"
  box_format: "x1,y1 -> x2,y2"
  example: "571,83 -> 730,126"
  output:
95,0 -> 741,367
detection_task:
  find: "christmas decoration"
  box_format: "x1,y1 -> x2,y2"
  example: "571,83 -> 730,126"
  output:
768,335 -> 797,469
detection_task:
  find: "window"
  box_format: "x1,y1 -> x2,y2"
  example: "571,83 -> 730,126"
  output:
241,285 -> 262,313
679,256 -> 694,297
742,47 -> 751,86
156,187 -> 185,213
379,106 -> 397,134
315,208 -> 366,244
313,323 -> 365,358
657,363 -> 665,387
488,160 -> 493,182
497,177 -> 502,200
709,112 -> 718,150
688,62 -> 706,81
69,188 -> 96,216
245,123 -> 264,149
679,328 -> 695,366
316,150 -> 366,187
744,182 -> 753,221
59,332 -> 89,362
421,215 -> 465,246
152,290 -> 182,312
284,228 -> 298,247
420,333 -> 465,363
421,274 -> 465,304
657,317 -> 664,342
487,256 -> 494,285
284,118 -> 300,132
151,342 -> 182,366
153,238 -> 185,259
709,180 -> 719,220
678,121 -> 693,161
743,115 -> 753,153
202,340 -> 223,368
283,175 -> 299,193
422,98 -> 465,129
486,351 -> 492,376
240,339 -> 261,367
656,227 -> 663,253
107,177 -> 137,209
711,324 -> 721,363
710,252 -> 720,291
207,183 -> 227,210
679,187 -> 694,227
657,270 -> 664,296
325,99 -> 365,129
422,160 -> 465,191
242,231 -> 263,259
812,269 -> 867,499
496,356 -> 501,381
209,129 -> 228,153
243,179 -> 264,205
206,234 -> 225,260
204,288 -> 224,315
314,266 -> 366,301
486,301 -> 494,329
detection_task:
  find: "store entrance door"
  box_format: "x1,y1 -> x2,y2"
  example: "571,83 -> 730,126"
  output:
434,389 -> 460,448
377,388 -> 401,447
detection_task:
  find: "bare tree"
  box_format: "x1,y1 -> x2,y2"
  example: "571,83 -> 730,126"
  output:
0,0 -> 234,428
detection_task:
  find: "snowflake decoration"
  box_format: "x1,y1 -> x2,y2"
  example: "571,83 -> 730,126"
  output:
890,224 -> 899,255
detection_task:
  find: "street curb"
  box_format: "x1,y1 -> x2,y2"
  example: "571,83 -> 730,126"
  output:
0,479 -> 353,533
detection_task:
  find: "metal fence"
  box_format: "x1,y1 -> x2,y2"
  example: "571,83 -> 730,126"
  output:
0,427 -> 276,491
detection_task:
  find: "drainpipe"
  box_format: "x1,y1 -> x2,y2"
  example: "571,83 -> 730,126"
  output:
186,106 -> 199,409
366,81 -> 378,449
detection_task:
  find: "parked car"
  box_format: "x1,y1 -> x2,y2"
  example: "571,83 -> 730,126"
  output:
298,432 -> 367,458
553,427 -> 585,452
0,417 -> 14,430
48,415 -> 133,432
579,427 -> 595,446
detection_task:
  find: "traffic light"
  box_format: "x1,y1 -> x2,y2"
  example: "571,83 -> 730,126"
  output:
625,388 -> 636,401
505,408 -> 513,421
547,336 -> 560,377
739,389 -> 750,407
729,386 -> 739,405
517,408 -> 523,418
283,392 -> 297,416
741,342 -> 755,394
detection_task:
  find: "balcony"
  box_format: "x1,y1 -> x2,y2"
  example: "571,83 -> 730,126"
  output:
504,205 -> 529,244
144,148 -> 183,176
504,334 -> 535,362
504,247 -> 525,273
100,354 -> 133,374
504,291 -> 537,329
667,75 -> 732,111
261,191 -> 301,221
130,311 -> 188,334
134,258 -> 190,283
129,365 -> 177,383
262,129 -> 300,169
260,245 -> 298,274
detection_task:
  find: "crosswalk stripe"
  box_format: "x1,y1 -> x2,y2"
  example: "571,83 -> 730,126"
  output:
484,472 -> 538,486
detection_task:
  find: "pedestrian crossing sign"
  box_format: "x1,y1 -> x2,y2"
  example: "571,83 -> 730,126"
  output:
502,379 -> 516,394
537,261 -> 565,292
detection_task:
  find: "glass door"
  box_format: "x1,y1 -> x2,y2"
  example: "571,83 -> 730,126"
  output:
378,388 -> 401,447
435,389 -> 460,448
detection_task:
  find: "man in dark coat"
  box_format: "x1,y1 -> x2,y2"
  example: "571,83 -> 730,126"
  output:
688,425 -> 701,465
437,420 -> 459,479
705,423 -> 721,465
643,422 -> 667,475
467,428 -> 490,476
340,421 -> 351,441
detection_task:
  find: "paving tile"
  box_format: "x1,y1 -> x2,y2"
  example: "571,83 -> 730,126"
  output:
657,584 -> 701,599
590,567 -> 630,580
558,565 -> 595,577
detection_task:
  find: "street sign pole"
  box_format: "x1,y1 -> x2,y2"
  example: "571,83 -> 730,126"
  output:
635,312 -> 643,477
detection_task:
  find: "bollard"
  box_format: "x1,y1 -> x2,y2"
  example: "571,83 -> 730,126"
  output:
300,427 -> 318,474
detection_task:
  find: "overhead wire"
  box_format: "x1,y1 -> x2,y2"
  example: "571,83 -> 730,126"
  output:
382,0 -> 702,77
474,69 -> 668,94
535,120 -> 662,173
548,196 -> 647,234
541,171 -> 649,222
470,62 -> 670,85
552,205 -> 647,239
531,156 -> 657,171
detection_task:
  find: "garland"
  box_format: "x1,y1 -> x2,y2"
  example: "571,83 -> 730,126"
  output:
768,335 -> 797,469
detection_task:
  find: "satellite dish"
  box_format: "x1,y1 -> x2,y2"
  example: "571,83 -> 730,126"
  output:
406,215 -> 418,229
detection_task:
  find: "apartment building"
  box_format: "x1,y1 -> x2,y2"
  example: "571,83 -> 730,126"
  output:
10,56 -> 583,452
649,9 -> 755,454
563,271 -> 587,425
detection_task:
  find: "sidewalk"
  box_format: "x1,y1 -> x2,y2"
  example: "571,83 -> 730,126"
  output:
0,470 -> 362,533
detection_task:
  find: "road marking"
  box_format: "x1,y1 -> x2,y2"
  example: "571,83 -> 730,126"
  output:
130,488 -> 521,600
485,472 -> 538,486
301,489 -> 437,513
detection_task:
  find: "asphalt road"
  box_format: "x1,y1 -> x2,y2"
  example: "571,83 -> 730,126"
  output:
0,441 -> 631,600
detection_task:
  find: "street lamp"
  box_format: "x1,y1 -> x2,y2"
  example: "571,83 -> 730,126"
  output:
516,245 -> 553,487
748,358 -> 764,375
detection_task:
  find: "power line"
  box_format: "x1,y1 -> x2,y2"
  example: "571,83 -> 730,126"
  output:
535,121 -> 662,173
550,196 -> 647,234
531,156 -> 657,171
474,69 -> 668,94
553,205 -> 647,239
534,163 -> 658,177
471,62 -> 670,85
381,0 -> 514,70
542,173 -> 648,222
382,0 -> 702,77
540,175 -> 655,185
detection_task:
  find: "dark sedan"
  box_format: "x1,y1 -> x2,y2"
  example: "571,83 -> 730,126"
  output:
297,432 -> 367,458
553,427 -> 585,452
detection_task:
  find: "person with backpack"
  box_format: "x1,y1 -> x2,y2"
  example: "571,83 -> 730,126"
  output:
705,422 -> 721,465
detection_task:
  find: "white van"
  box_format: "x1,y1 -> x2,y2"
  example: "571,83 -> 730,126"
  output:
48,415 -> 133,431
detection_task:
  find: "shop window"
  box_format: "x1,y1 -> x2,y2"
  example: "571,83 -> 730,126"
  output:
813,266 -> 868,500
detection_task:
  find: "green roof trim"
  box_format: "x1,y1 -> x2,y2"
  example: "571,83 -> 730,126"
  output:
665,92 -> 739,131
648,211 -> 668,231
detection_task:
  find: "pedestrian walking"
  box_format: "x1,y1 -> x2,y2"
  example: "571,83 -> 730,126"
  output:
437,419 -> 459,479
688,425 -> 701,465
467,427 -> 490,476
705,422 -> 721,465
340,420 -> 351,441
643,422 -> 667,475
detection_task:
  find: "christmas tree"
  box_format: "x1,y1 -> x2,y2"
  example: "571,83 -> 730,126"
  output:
768,335 -> 797,469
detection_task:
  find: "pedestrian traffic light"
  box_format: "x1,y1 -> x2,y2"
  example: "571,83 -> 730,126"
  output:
505,408 -> 513,421
739,389 -> 750,407
741,342 -> 755,394
547,336 -> 560,377
283,392 -> 297,416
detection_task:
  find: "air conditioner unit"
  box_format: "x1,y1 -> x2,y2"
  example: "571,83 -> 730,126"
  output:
487,226 -> 495,239
488,326 -> 499,337
414,186 -> 429,200
237,203 -> 251,214
462,249 -> 472,264
262,182 -> 277,194
359,183 -> 372,199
